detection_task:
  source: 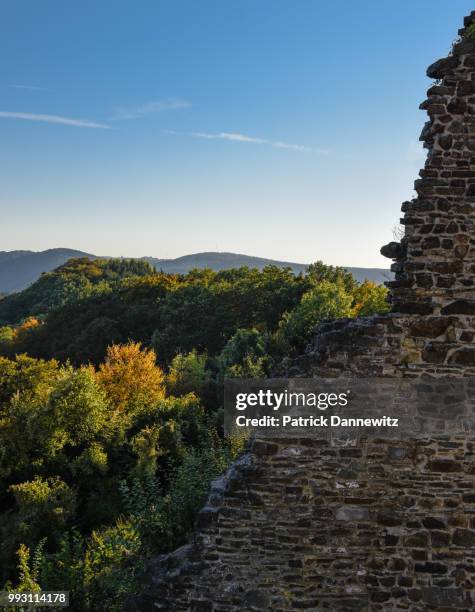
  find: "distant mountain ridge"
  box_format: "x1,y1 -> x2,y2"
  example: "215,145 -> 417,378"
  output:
0,249 -> 393,294
143,252 -> 309,274
0,248 -> 95,294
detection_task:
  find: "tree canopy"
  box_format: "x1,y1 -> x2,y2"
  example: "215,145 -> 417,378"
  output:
0,258 -> 390,609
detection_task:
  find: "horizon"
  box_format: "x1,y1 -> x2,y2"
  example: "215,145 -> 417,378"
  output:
0,246 -> 391,269
2,0 -> 474,266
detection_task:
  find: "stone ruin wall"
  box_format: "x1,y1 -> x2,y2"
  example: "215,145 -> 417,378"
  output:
128,13 -> 475,612
131,434 -> 474,612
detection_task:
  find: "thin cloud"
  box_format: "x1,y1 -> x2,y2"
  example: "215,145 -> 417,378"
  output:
272,141 -> 311,152
172,130 -> 326,153
0,111 -> 109,129
8,84 -> 52,91
111,97 -> 190,120
191,131 -> 266,144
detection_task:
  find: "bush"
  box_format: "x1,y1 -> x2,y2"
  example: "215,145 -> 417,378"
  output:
121,447 -> 228,554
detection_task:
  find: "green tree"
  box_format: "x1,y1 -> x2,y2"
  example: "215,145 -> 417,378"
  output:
45,367 -> 110,453
0,257 -> 156,325
352,280 -> 390,317
218,328 -> 269,379
278,281 -> 354,351
0,326 -> 14,345
166,350 -> 208,396
306,260 -> 357,292
0,354 -> 61,407
9,477 -> 76,544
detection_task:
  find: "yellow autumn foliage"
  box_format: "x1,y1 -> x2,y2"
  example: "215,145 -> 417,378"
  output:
96,342 -> 165,413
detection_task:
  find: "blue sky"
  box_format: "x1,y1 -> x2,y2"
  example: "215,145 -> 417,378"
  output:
1,0 -> 473,266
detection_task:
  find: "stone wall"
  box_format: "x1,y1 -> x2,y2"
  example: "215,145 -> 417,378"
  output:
130,435 -> 474,611
128,12 -> 475,612
386,18 -> 475,318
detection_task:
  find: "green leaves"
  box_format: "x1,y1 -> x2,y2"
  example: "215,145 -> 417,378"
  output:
0,260 -> 392,609
0,349 -> 230,609
9,477 -> 76,544
47,368 -> 110,449
218,328 -> 270,380
278,280 -> 354,351
0,257 -> 155,325
166,350 -> 208,397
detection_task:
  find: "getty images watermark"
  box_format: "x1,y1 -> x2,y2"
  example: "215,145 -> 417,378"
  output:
224,378 -> 475,440
234,388 -> 398,428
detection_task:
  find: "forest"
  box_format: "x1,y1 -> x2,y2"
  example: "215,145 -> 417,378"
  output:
0,258 -> 389,610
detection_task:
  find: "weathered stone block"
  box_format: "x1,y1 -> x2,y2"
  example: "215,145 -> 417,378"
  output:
422,343 -> 448,363
404,532 -> 429,547
436,276 -> 455,287
430,530 -> 451,547
427,458 -> 462,472
415,562 -> 448,574
429,260 -> 463,274
409,317 -> 449,338
422,516 -> 446,529
371,591 -> 391,602
448,347 -> 475,365
335,506 -> 370,522
380,241 -> 405,259
442,299 -> 475,314
398,302 -> 434,315
427,56 -> 458,78
421,586 -> 466,606
448,98 -> 468,114
244,590 -> 270,608
422,236 -> 440,249
452,528 -> 475,547
377,511 -> 402,527
415,273 -> 433,288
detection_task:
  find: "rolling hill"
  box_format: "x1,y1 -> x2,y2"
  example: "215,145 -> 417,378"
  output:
0,248 -> 95,294
0,249 -> 393,294
144,253 -> 393,284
